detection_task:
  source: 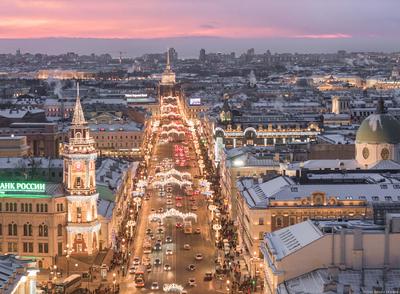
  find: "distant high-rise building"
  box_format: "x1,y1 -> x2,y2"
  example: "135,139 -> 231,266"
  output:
199,48 -> 206,62
167,48 -> 178,64
247,48 -> 255,56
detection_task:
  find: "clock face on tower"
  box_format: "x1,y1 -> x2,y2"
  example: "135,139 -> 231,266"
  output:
75,161 -> 83,171
362,147 -> 369,159
381,148 -> 390,160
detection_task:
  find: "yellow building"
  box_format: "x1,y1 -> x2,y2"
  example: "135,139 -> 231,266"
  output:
0,136 -> 29,157
0,87 -> 108,268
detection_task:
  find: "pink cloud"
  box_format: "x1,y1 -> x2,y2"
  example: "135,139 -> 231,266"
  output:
295,33 -> 352,39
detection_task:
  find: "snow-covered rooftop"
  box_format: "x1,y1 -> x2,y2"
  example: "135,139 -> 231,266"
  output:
265,220 -> 323,260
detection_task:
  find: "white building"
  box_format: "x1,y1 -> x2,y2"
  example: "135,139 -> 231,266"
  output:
260,215 -> 400,293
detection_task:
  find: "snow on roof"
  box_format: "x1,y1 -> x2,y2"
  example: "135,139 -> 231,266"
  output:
89,122 -> 143,132
97,197 -> 114,220
265,220 -> 323,260
318,134 -> 354,144
302,159 -> 360,170
0,157 -> 63,169
281,268 -> 400,294
238,172 -> 400,205
237,176 -> 293,208
369,160 -> 400,170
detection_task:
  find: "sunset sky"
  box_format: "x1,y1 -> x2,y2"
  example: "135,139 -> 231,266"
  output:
0,0 -> 399,56
0,0 -> 398,39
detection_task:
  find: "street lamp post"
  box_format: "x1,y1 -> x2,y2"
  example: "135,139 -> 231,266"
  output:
113,273 -> 116,293
64,244 -> 72,276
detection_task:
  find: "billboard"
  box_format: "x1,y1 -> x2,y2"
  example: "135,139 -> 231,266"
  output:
189,98 -> 201,106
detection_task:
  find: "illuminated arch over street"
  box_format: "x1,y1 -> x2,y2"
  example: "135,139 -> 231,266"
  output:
149,208 -> 197,223
155,168 -> 191,180
152,177 -> 192,188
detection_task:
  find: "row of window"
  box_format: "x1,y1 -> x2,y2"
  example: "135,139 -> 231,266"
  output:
0,203 -> 49,213
0,242 -> 49,254
0,223 -> 63,237
95,135 -> 142,140
96,142 -> 140,148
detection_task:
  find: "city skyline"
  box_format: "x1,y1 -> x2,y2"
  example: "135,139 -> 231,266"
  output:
0,0 -> 400,57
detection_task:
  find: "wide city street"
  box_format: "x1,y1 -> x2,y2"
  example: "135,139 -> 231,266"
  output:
117,95 -> 225,293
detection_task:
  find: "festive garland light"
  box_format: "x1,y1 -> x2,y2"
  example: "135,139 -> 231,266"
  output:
148,208 -> 197,222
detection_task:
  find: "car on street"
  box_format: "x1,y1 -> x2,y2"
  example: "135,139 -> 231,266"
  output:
166,194 -> 172,199
157,228 -> 164,234
163,264 -> 171,271
175,202 -> 183,207
151,282 -> 159,290
157,208 -> 164,213
153,243 -> 162,251
176,222 -> 183,228
165,236 -> 172,243
183,244 -> 191,250
166,199 -> 173,205
154,258 -> 162,266
204,272 -> 213,281
129,266 -> 137,274
187,264 -> 196,271
194,228 -> 201,234
133,257 -> 140,265
175,196 -> 183,200
195,253 -> 203,260
146,264 -> 152,273
142,256 -> 150,265
188,278 -> 196,287
146,228 -> 152,235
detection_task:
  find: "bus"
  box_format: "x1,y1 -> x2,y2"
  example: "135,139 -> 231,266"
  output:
134,265 -> 146,288
184,220 -> 192,234
54,274 -> 82,294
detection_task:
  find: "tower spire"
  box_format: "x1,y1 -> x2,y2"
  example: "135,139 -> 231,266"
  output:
166,48 -> 171,71
72,82 -> 86,125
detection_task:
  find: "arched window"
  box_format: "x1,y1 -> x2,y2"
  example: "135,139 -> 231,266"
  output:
39,224 -> 48,237
57,224 -> 63,236
23,223 -> 32,236
8,223 -> 17,236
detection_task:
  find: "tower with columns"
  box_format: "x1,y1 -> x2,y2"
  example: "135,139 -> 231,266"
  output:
63,84 -> 100,255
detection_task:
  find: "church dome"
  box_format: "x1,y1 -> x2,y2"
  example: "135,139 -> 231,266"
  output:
356,113 -> 400,144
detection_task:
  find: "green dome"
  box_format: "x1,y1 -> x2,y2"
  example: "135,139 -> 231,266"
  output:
356,113 -> 400,144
